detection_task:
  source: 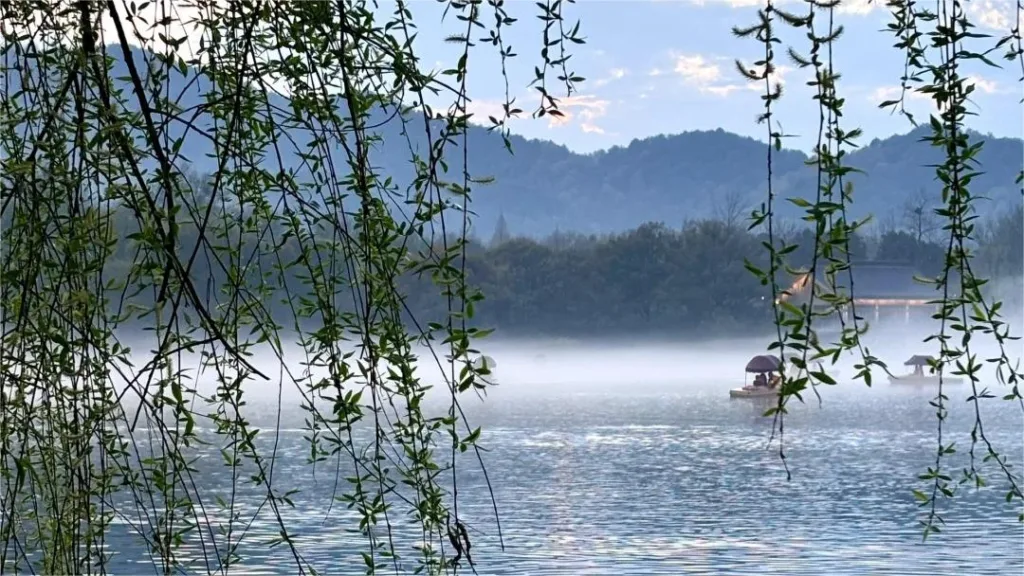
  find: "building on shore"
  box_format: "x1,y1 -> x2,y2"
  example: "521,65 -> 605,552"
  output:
775,261 -> 958,326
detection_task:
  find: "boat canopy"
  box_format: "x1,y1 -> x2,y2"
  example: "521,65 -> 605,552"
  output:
904,355 -> 934,367
745,354 -> 781,374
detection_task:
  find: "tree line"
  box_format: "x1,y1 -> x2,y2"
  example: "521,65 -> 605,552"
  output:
434,203 -> 1022,336
17,176 -> 1018,339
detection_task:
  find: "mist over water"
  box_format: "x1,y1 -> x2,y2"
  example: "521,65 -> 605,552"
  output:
111,312 -> 1024,428
137,313 -> 1022,401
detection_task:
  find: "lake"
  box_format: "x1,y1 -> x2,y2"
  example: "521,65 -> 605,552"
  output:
98,372 -> 1023,575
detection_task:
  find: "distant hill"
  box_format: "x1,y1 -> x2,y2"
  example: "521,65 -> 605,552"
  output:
470,125 -> 1022,237
4,44 -> 1021,237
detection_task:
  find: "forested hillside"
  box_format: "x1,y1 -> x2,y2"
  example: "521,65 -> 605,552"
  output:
6,44 -> 1020,237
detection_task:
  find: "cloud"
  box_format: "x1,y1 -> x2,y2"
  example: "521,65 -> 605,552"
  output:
680,0 -> 1010,29
665,52 -> 794,97
673,54 -> 723,85
684,0 -> 764,8
550,95 -> 611,134
593,67 -> 629,87
671,53 -> 742,96
680,0 -> 859,10
465,99 -> 512,124
835,0 -> 877,15
870,85 -> 930,103
967,75 -> 999,94
968,0 -> 1013,29
703,62 -> 792,97
463,92 -> 610,134
870,86 -> 902,103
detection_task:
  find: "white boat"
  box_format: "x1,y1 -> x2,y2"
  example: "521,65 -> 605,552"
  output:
729,385 -> 780,398
890,354 -> 963,385
729,355 -> 841,398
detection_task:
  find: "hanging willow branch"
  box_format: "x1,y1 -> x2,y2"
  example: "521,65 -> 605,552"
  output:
739,0 -> 1024,538
0,0 -> 581,573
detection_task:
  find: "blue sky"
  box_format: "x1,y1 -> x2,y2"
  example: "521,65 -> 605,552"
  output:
390,0 -> 1022,153
83,0 -> 1021,154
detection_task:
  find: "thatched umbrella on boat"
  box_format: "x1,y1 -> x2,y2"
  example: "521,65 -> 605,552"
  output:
904,354 -> 934,376
745,354 -> 781,374
889,354 -> 962,384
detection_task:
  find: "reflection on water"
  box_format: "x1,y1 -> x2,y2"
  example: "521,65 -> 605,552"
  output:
93,383 -> 1024,574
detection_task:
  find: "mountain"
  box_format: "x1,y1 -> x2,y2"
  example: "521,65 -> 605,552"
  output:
473,126 -> 1022,237
4,44 -> 1021,237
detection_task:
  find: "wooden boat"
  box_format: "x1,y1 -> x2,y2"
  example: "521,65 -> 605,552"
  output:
889,354 -> 964,385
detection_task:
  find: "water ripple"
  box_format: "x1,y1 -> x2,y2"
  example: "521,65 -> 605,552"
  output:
96,386 -> 1022,574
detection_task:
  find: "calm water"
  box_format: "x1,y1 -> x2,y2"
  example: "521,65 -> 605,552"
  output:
103,379 -> 1022,575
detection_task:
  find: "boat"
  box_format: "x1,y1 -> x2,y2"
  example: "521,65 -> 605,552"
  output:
729,355 -> 783,399
889,354 -> 964,385
729,385 -> 780,398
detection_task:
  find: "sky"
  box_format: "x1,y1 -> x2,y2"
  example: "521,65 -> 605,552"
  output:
388,0 -> 1024,153
30,0 -> 1024,155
